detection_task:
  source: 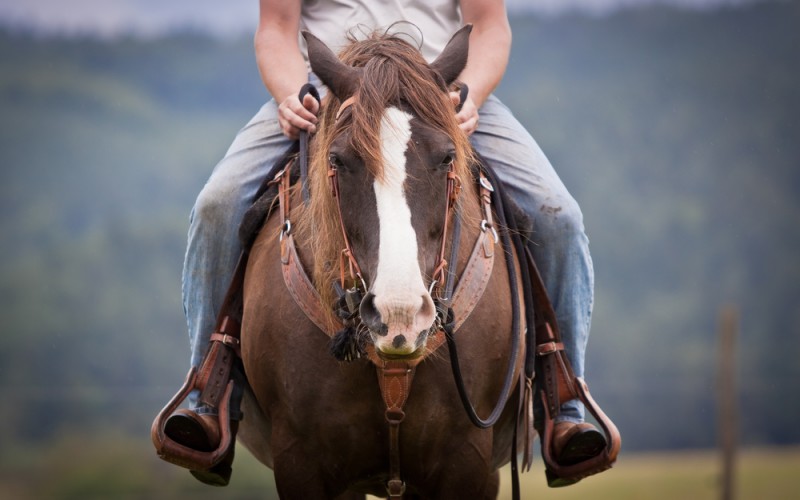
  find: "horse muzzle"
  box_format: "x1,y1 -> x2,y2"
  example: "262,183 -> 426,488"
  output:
360,291 -> 436,358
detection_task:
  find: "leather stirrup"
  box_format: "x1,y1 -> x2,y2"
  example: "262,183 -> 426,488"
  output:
525,247 -> 621,484
152,254 -> 248,473
151,366 -> 236,471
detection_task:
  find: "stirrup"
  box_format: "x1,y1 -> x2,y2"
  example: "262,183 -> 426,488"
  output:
539,378 -> 621,487
151,367 -> 236,471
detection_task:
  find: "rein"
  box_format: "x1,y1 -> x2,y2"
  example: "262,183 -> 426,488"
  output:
298,83 -> 321,204
441,167 -> 521,430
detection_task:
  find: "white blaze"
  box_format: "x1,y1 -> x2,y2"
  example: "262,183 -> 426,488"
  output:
371,107 -> 430,332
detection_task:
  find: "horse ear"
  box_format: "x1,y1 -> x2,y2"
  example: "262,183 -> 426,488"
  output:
430,24 -> 472,86
303,31 -> 361,100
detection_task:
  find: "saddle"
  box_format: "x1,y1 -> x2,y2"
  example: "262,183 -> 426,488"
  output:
151,87 -> 620,496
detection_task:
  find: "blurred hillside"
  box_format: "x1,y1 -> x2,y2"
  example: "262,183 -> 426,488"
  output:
501,3 -> 800,449
0,1 -> 797,472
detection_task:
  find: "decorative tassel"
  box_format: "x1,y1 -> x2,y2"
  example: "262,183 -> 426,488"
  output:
329,325 -> 367,362
330,283 -> 366,362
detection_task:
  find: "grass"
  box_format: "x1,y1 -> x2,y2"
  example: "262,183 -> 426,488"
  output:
498,446 -> 800,500
1,433 -> 798,499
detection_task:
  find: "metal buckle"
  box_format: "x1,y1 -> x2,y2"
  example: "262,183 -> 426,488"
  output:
279,219 -> 292,241
480,219 -> 499,243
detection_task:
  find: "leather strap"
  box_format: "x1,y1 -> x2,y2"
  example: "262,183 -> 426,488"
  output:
449,228 -> 495,331
297,84 -> 321,204
376,361 -> 415,499
197,251 -> 248,408
328,161 -> 366,288
430,165 -> 460,292
281,233 -> 337,336
443,168 -> 523,433
152,212 -> 252,472
525,247 -> 621,480
335,95 -> 357,121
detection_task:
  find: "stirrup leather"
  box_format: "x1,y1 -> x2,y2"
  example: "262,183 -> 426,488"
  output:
152,254 -> 248,472
525,247 -> 621,484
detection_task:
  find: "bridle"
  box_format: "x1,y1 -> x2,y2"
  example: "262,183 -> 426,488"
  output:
326,95 -> 463,304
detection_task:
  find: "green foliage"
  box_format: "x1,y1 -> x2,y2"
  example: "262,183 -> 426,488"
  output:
0,5 -> 798,492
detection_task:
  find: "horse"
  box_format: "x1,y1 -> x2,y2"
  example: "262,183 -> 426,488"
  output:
237,26 -> 527,499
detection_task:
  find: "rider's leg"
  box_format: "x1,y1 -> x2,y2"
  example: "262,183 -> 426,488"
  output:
183,99 -> 293,408
470,95 -> 605,486
470,94 -> 593,426
170,98 -> 293,484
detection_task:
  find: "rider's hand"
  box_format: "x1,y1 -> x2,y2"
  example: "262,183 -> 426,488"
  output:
278,92 -> 320,140
450,91 -> 479,136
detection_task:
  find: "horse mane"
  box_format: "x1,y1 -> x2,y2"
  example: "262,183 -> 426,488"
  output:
295,30 -> 477,309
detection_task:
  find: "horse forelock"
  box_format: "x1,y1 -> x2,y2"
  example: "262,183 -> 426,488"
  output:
296,30 -> 476,310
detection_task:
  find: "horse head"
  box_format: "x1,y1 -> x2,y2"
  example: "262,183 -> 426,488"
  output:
303,26 -> 473,359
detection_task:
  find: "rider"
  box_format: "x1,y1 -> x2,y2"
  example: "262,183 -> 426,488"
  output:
164,0 -> 607,488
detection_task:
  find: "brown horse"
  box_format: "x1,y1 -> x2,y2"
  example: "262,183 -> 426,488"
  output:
237,27 -> 526,499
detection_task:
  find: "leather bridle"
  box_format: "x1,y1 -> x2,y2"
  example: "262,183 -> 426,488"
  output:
326,96 -> 462,302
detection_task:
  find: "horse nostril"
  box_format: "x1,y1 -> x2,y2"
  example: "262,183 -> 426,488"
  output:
415,293 -> 436,331
392,335 -> 407,348
359,292 -> 387,336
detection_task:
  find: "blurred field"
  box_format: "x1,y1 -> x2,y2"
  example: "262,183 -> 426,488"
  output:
500,446 -> 800,500
2,431 -> 798,499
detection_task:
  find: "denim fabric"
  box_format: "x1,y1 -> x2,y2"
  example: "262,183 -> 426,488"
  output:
470,96 -> 593,423
183,88 -> 593,422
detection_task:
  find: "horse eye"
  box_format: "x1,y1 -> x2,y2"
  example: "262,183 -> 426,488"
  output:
329,153 -> 344,168
440,152 -> 455,167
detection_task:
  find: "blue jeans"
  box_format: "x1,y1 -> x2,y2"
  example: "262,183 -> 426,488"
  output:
183,87 -> 593,423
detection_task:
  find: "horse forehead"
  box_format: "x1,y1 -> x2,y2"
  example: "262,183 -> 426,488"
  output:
378,107 -> 415,185
382,110 -> 453,166
407,117 -> 454,161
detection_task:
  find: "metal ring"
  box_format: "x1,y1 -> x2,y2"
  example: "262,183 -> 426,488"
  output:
480,220 -> 499,244
357,275 -> 369,293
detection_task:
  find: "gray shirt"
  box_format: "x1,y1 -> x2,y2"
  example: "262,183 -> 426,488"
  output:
299,0 -> 462,64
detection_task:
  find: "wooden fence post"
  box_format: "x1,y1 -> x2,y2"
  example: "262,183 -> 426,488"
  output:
718,306 -> 738,500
